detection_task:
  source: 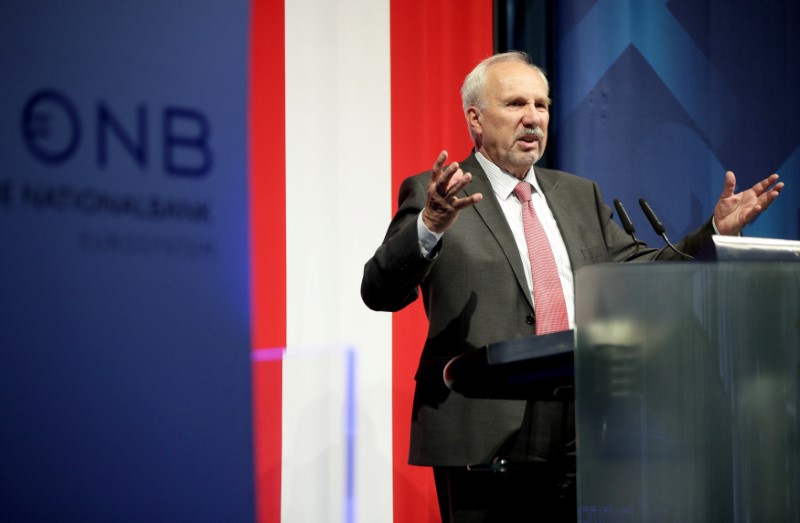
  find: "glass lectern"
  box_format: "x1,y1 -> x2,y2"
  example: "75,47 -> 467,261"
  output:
576,262 -> 799,522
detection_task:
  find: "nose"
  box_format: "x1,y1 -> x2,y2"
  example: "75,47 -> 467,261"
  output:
522,103 -> 541,127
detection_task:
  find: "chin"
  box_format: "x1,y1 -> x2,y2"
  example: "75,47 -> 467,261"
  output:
511,152 -> 539,168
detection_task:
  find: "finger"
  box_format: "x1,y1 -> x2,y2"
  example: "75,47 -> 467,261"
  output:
756,183 -> 784,208
746,182 -> 783,219
750,173 -> 780,195
429,151 -> 451,196
432,150 -> 448,178
437,162 -> 460,195
719,170 -> 736,199
443,171 -> 473,198
451,192 -> 483,209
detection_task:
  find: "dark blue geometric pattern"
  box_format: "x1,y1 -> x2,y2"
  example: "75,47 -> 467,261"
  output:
555,0 -> 799,241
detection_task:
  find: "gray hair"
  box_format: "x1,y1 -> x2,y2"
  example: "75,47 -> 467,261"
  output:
460,51 -> 550,114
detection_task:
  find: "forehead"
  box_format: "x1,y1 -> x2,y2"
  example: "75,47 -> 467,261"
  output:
485,62 -> 548,99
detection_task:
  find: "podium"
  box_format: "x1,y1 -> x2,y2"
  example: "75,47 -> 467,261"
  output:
575,262 -> 799,521
443,262 -> 799,520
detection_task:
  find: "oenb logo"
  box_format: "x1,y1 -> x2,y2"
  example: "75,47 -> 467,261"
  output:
21,88 -> 212,177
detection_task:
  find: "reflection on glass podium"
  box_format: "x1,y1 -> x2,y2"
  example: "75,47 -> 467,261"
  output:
576,262 -> 799,522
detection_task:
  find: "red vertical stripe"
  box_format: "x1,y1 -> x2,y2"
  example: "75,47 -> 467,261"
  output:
390,1 -> 494,521
250,1 -> 285,522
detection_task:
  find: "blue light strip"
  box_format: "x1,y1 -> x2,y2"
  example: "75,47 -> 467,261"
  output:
251,347 -> 285,362
344,347 -> 357,523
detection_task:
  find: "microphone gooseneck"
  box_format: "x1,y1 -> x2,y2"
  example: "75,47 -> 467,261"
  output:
638,199 -> 694,260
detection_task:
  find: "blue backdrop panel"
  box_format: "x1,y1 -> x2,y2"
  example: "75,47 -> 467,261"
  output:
555,0 -> 799,244
0,1 -> 253,520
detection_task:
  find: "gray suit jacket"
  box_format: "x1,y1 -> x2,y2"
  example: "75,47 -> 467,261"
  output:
361,152 -> 713,466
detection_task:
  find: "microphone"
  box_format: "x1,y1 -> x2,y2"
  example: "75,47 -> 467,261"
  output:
613,199 -> 640,253
638,199 -> 694,260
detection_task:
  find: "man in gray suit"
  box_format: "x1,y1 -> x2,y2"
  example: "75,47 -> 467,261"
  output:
361,51 -> 782,521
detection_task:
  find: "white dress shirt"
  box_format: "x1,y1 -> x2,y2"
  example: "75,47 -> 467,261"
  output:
418,152 -> 576,328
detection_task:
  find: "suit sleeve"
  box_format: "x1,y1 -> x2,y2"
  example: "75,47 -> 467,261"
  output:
361,174 -> 438,312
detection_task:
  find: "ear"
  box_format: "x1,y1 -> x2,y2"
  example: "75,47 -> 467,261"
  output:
466,106 -> 482,139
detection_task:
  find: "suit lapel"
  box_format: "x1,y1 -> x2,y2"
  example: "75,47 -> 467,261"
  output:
460,154 -> 533,309
534,167 -> 584,271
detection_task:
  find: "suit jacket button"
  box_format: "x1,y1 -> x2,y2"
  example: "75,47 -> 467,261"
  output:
525,315 -> 535,325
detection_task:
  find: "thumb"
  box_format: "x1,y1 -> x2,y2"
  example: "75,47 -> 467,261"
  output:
719,171 -> 736,199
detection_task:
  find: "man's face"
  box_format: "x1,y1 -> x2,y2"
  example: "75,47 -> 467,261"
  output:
468,61 -> 550,179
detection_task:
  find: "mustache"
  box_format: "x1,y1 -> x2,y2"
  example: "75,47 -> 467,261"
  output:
517,127 -> 544,140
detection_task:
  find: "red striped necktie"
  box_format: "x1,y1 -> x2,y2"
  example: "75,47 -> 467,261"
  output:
513,181 -> 570,335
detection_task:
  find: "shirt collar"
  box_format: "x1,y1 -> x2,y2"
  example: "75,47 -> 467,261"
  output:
475,151 -> 542,201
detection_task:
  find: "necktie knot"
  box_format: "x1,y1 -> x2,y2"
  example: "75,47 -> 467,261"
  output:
513,181 -> 532,204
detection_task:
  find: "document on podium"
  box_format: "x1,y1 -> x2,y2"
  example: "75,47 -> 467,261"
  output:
711,234 -> 800,261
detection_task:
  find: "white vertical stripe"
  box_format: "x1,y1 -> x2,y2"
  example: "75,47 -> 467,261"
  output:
284,1 -> 393,522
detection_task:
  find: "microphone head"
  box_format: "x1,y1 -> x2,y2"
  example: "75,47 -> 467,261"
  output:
638,199 -> 666,235
613,199 -> 636,235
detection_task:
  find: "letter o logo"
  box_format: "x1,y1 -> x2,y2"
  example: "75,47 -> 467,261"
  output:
21,89 -> 81,164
